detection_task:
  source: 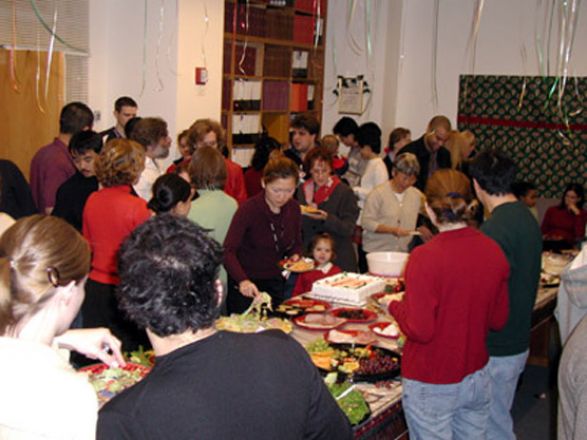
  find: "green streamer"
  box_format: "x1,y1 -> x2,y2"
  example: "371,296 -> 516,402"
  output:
29,0 -> 85,53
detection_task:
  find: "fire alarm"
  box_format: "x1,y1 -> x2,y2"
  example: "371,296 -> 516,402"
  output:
195,67 -> 208,85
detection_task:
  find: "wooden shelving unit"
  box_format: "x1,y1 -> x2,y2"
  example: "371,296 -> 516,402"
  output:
222,0 -> 327,152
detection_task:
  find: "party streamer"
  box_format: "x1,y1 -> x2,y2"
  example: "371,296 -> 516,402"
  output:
139,0 -> 148,97
430,0 -> 439,111
29,0 -> 85,53
154,0 -> 165,92
44,6 -> 57,102
9,0 -> 20,92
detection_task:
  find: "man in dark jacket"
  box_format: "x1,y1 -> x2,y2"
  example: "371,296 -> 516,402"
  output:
398,115 -> 452,190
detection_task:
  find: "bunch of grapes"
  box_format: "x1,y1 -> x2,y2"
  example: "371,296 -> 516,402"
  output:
357,353 -> 399,375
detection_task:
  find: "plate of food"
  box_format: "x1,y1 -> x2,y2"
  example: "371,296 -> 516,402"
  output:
275,298 -> 331,318
305,338 -> 401,382
293,313 -> 347,331
330,307 -> 377,323
81,362 -> 150,407
368,322 -> 400,339
326,380 -> 371,426
326,329 -> 378,345
370,292 -> 404,309
279,257 -> 315,273
300,205 -> 322,215
540,272 -> 561,288
215,314 -> 293,334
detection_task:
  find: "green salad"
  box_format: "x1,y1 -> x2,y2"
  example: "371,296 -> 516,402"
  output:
324,374 -> 370,426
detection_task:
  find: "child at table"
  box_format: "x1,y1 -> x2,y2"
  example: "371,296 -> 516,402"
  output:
293,233 -> 342,296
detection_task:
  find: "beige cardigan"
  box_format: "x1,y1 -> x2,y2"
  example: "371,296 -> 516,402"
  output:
361,182 -> 423,253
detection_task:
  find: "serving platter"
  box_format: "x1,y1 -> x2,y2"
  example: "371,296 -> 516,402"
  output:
293,313 -> 347,331
368,322 -> 400,340
275,298 -> 331,318
330,307 -> 377,324
80,362 -> 150,407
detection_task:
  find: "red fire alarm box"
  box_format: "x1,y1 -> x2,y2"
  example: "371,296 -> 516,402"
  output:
195,67 -> 208,85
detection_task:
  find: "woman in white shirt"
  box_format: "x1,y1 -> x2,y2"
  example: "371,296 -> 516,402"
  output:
353,122 -> 389,209
0,215 -> 124,439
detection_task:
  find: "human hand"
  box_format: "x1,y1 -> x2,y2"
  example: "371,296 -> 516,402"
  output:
239,280 -> 260,298
55,328 -> 125,368
416,226 -> 434,242
394,227 -> 412,237
568,203 -> 580,215
305,209 -> 328,221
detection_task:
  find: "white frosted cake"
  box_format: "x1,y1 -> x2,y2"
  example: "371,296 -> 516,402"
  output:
309,272 -> 385,306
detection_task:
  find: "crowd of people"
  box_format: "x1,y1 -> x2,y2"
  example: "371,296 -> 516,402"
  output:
0,96 -> 586,439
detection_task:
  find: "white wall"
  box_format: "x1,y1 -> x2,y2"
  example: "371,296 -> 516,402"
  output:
88,0 -> 223,164
323,0 -> 587,138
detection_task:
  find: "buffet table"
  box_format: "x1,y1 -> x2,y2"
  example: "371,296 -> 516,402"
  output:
291,285 -> 559,440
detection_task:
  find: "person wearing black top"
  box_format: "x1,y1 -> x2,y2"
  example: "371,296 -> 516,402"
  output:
398,115 -> 452,191
98,215 -> 352,440
100,96 -> 138,142
53,131 -> 102,231
0,160 -> 37,218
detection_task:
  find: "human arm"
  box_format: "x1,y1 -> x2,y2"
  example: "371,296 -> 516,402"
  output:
541,207 -> 564,240
321,187 -> 360,238
223,206 -> 252,284
388,251 -> 439,343
54,328 -> 126,367
489,268 -> 510,331
362,188 -> 411,237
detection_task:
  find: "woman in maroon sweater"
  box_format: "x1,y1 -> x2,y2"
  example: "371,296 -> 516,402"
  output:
224,156 -> 303,313
542,183 -> 587,251
388,169 -> 510,439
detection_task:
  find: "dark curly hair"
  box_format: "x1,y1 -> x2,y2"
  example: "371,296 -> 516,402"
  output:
117,214 -> 223,336
468,149 -> 517,196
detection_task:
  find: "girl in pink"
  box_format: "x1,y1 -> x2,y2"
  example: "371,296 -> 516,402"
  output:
292,233 -> 342,296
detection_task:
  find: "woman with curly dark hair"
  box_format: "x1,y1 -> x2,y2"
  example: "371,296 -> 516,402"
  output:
82,139 -> 152,351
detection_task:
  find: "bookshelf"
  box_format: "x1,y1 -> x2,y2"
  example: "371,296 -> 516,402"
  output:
222,0 -> 327,155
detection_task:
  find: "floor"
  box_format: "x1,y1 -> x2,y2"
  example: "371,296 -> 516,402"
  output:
513,364 -> 558,440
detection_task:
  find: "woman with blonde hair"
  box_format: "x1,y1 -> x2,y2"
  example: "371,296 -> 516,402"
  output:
445,130 -> 476,172
0,215 -> 124,439
82,139 -> 151,352
388,169 -> 510,439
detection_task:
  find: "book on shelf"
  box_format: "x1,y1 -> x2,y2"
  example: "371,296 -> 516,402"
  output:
293,15 -> 314,45
225,2 -> 265,37
264,45 -> 292,77
222,79 -> 232,111
265,8 -> 293,40
290,83 -> 309,112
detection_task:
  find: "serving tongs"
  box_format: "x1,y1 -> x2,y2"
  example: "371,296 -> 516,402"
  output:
242,291 -> 273,320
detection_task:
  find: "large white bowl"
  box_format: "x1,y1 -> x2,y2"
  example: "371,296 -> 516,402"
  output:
366,251 -> 409,277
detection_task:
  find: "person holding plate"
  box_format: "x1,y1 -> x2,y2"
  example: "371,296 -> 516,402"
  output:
0,215 -> 124,439
362,153 -> 429,255
388,169 -> 510,439
224,156 -> 303,313
296,147 -> 359,272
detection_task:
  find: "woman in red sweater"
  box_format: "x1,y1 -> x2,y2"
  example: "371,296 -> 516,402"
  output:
82,139 -> 152,351
542,183 -> 587,251
388,169 -> 510,439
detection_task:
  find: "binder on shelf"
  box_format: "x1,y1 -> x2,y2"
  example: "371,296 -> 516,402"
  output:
266,9 -> 293,40
294,0 -> 326,13
307,84 -> 315,110
222,79 -> 232,111
235,44 -> 258,76
293,15 -> 314,45
223,41 -> 232,75
264,46 -> 292,77
292,50 -> 309,78
232,114 -> 262,145
290,83 -> 309,112
233,80 -> 262,111
225,3 -> 265,37
263,81 -> 289,111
